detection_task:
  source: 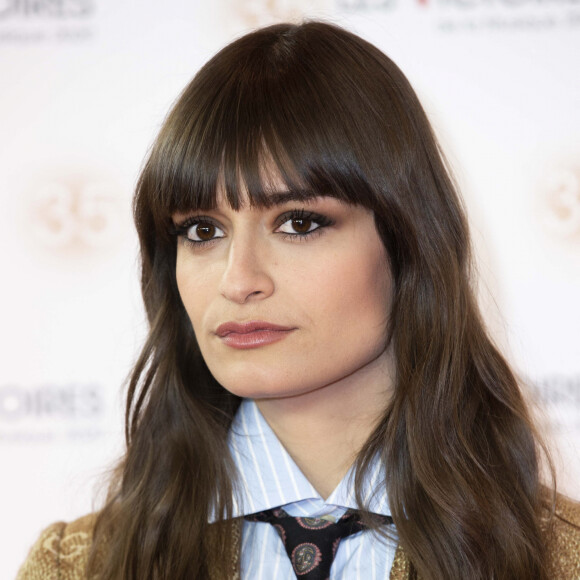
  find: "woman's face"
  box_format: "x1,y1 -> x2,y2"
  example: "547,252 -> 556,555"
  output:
173,185 -> 394,401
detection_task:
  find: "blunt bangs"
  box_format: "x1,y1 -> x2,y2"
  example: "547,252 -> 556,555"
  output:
139,21 -> 420,236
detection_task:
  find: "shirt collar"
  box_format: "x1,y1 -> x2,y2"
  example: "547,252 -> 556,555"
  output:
227,398 -> 391,519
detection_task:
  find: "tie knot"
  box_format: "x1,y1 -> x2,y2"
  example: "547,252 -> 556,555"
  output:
245,508 -> 392,578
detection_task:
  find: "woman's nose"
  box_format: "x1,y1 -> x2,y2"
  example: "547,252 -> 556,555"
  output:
218,235 -> 275,304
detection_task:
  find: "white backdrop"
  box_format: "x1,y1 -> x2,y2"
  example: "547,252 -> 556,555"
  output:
1,1 -> 579,577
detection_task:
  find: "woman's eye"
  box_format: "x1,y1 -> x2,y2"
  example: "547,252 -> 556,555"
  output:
274,210 -> 333,238
276,217 -> 320,235
186,222 -> 225,242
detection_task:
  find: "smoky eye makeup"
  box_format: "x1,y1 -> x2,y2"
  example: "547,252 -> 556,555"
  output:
273,208 -> 331,228
273,208 -> 334,238
168,204 -> 337,249
169,215 -> 225,246
274,209 -> 334,242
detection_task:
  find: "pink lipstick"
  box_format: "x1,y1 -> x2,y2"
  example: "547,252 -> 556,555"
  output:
215,321 -> 295,350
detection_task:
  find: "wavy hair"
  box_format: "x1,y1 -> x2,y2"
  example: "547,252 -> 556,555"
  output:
90,21 -> 554,579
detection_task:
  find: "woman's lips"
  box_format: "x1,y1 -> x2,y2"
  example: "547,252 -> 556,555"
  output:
215,321 -> 296,350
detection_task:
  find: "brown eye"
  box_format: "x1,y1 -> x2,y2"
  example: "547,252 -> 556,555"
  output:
291,218 -> 313,234
186,221 -> 225,242
277,217 -> 317,235
275,210 -> 331,238
196,224 -> 215,240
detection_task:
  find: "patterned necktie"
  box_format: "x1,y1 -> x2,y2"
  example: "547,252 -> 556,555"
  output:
245,507 -> 393,579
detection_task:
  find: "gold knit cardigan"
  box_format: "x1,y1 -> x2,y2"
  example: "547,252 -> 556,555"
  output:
17,495 -> 580,580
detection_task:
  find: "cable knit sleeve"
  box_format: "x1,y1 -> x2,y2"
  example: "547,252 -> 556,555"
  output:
16,514 -> 96,580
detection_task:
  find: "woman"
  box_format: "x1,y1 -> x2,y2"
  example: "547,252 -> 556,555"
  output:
18,20 -> 580,580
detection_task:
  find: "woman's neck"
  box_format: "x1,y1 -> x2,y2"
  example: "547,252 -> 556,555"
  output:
255,348 -> 394,499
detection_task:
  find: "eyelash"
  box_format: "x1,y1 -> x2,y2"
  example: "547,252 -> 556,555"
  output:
275,209 -> 333,241
171,209 -> 333,248
169,216 -> 223,249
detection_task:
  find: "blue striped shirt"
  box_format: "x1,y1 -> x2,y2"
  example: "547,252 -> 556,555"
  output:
227,399 -> 397,579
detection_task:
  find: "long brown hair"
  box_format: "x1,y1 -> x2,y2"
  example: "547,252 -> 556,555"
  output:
90,21 -> 554,579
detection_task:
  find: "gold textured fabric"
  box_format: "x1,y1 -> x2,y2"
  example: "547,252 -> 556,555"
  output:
17,495 -> 580,579
545,496 -> 580,579
16,514 -> 97,580
16,514 -> 241,580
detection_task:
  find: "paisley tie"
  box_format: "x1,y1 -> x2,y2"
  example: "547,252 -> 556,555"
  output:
245,507 -> 393,579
